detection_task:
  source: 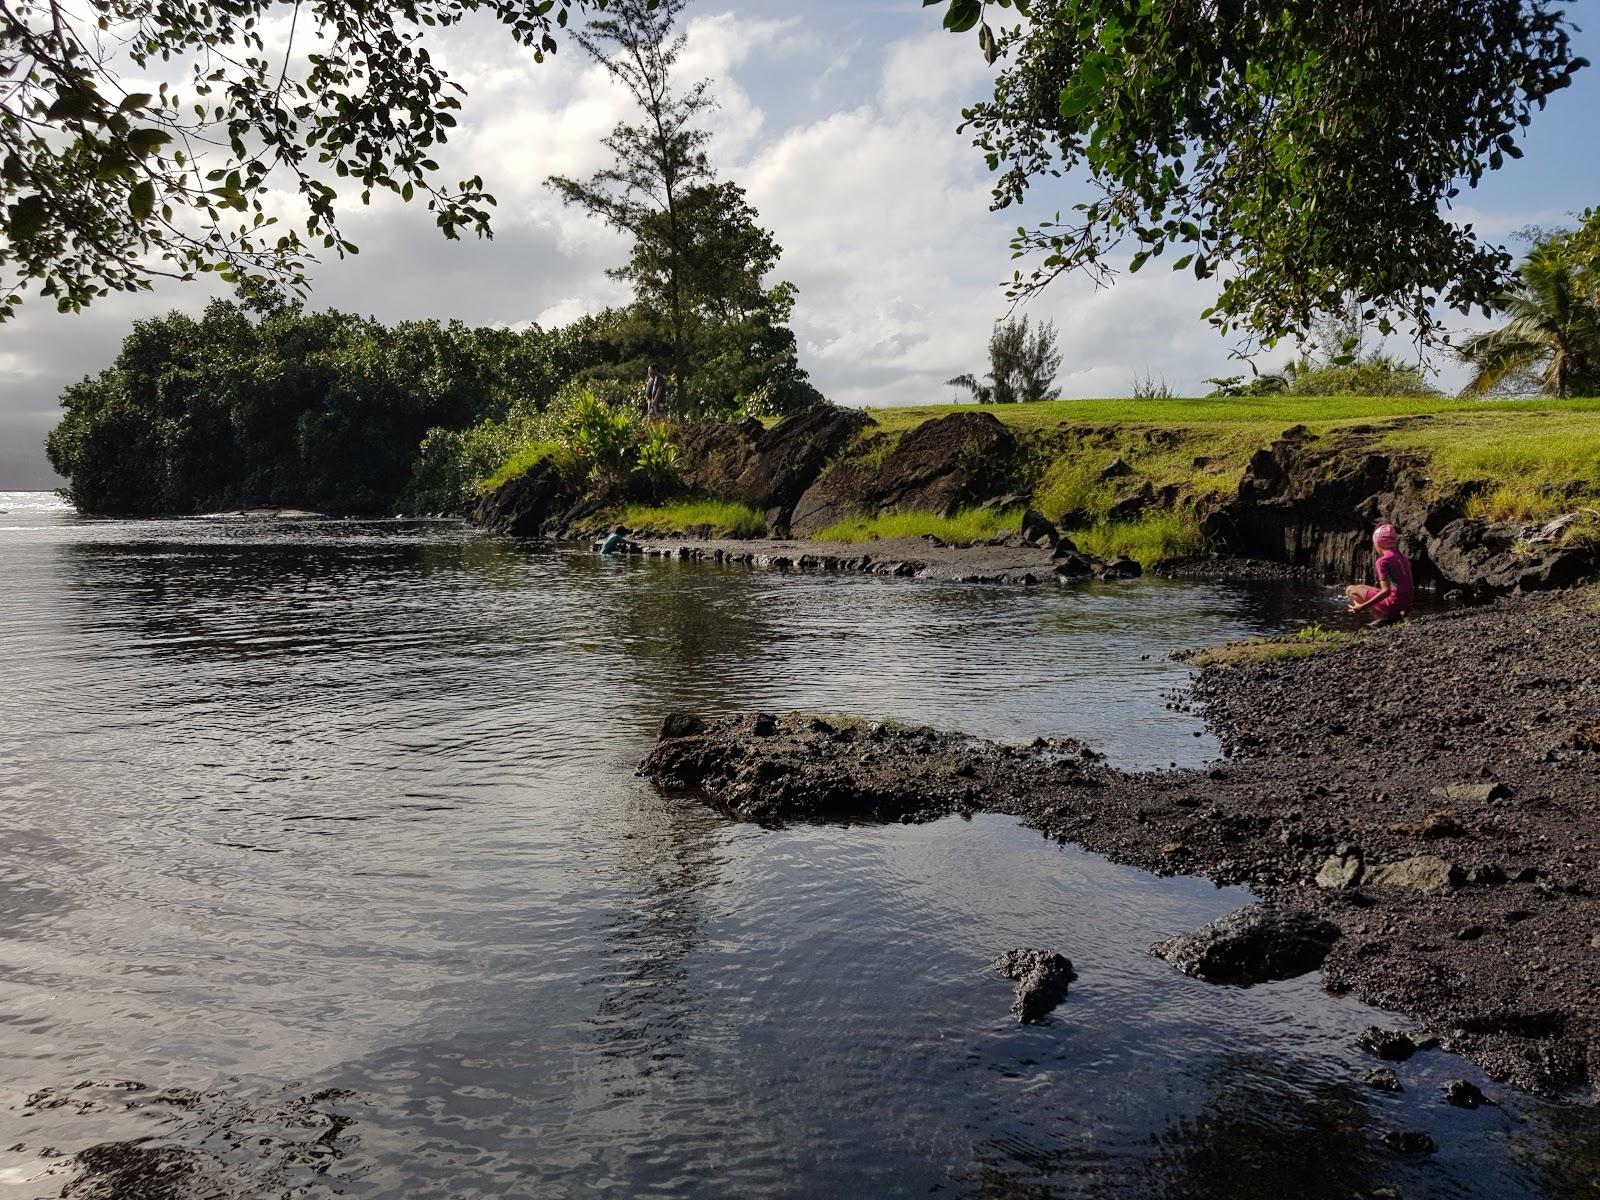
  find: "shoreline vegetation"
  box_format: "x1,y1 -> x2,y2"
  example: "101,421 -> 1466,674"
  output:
471,394 -> 1600,598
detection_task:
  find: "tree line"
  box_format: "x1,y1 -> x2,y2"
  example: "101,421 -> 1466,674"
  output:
43,0 -> 822,515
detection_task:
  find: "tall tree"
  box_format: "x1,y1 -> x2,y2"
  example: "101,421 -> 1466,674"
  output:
947,314 -> 1062,404
1,0 -> 608,322
618,179 -> 819,416
1457,232 -> 1600,397
928,0 -> 1587,347
547,0 -> 711,410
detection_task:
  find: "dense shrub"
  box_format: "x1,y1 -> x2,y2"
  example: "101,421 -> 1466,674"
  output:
1286,359 -> 1437,397
635,424 -> 681,500
49,295 -> 817,516
560,391 -> 638,482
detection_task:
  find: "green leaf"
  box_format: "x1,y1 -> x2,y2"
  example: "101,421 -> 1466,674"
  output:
6,195 -> 48,241
46,87 -> 101,121
1059,84 -> 1094,118
127,128 -> 172,156
943,0 -> 982,33
119,93 -> 154,112
129,181 -> 156,222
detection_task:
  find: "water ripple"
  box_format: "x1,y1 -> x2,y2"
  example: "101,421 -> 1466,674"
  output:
0,503 -> 1592,1198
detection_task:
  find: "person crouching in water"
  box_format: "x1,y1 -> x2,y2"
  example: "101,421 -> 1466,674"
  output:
1346,522 -> 1414,626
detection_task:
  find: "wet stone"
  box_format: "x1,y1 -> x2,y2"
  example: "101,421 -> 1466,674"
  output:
1359,1028 -> 1419,1061
1364,1067 -> 1403,1092
1150,904 -> 1340,986
993,947 -> 1076,1023
1380,1130 -> 1438,1155
659,713 -> 705,740
1442,1079 -> 1494,1109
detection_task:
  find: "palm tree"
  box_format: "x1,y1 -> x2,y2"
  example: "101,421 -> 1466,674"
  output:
1457,243 -> 1600,397
944,371 -> 993,404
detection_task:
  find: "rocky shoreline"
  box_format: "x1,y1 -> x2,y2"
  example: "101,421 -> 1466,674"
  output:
475,406 -> 1600,597
602,529 -> 1143,585
638,588 -> 1600,1096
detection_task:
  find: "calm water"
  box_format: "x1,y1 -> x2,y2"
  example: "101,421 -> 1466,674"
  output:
0,491 -> 1594,1199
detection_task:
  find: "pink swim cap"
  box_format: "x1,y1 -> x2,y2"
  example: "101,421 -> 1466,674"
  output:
1373,523 -> 1399,551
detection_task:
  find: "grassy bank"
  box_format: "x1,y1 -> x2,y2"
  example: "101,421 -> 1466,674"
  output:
811,507 -> 1022,545
851,396 -> 1600,562
618,499 -> 767,538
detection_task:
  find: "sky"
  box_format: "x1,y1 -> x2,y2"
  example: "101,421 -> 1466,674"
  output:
3,0 -> 1598,488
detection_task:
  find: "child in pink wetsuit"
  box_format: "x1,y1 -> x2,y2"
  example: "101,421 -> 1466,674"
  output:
1346,523 -> 1414,626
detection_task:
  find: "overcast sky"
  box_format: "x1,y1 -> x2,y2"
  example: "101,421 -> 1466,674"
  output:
4,0 -> 1598,489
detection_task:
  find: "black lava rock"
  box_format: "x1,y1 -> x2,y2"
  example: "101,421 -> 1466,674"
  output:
1359,1028 -> 1419,1062
993,948 -> 1076,1023
1150,904 -> 1341,985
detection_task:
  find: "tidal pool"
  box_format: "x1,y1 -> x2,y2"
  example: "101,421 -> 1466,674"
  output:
0,494 -> 1593,1198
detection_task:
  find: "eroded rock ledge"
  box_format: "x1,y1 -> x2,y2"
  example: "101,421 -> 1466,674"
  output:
639,588 -> 1600,1096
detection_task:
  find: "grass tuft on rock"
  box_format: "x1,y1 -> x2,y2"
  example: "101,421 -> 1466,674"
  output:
478,441 -> 573,493
811,507 -> 1022,545
1184,623 -> 1350,668
1067,512 -> 1207,565
618,499 -> 768,538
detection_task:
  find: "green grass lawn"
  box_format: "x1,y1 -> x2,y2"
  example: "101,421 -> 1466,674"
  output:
861,395 -> 1600,436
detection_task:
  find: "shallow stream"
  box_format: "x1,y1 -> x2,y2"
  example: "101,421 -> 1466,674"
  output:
0,493 -> 1594,1198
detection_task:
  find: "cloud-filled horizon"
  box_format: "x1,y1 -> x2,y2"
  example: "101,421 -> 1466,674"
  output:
3,0 -> 1597,489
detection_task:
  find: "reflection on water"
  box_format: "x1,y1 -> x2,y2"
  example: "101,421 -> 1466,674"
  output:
0,497 -> 1592,1198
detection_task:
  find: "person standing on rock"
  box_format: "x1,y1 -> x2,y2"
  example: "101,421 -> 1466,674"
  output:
1346,523 -> 1414,627
643,364 -> 668,423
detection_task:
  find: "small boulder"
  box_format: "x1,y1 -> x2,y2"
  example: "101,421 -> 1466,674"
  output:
1054,553 -> 1095,579
1442,1079 -> 1493,1109
1364,1068 -> 1403,1092
1431,782 -> 1510,804
1098,456 -> 1133,481
1106,483 -> 1155,522
993,947 -> 1076,1023
1363,855 -> 1462,893
659,713 -> 706,740
1380,1130 -> 1437,1155
1150,904 -> 1340,986
1358,1027 -> 1418,1061
1021,508 -> 1060,548
1316,852 -> 1363,889
1099,555 -> 1143,580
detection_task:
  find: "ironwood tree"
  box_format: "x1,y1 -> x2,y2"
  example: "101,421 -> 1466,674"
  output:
546,0 -> 708,406
947,314 -> 1063,403
548,0 -> 814,416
